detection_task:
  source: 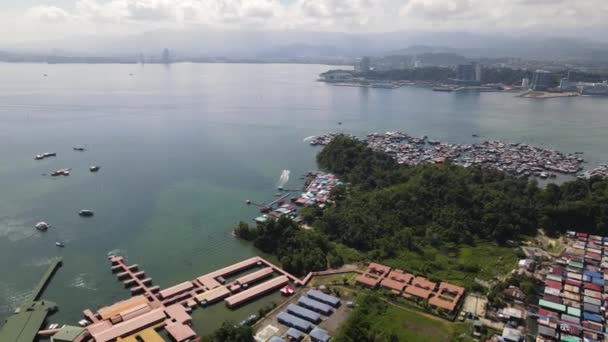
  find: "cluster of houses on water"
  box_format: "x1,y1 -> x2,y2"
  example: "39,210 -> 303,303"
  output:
578,165 -> 608,180
309,132 -> 589,179
255,172 -> 341,224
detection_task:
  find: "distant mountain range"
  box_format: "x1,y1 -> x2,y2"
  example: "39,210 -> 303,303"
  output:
3,30 -> 608,66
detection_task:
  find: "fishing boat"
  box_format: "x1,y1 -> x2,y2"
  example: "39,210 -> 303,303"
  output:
51,168 -> 70,176
35,222 -> 50,231
43,152 -> 56,158
79,210 -> 94,217
35,154 -> 44,160
73,147 -> 86,151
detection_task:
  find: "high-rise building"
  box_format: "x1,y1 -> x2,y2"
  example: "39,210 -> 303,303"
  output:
162,48 -> 171,64
457,64 -> 475,82
522,78 -> 530,89
474,63 -> 482,82
530,70 -> 554,91
355,57 -> 371,73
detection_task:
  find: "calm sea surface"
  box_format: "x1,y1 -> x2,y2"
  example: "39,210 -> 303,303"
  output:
0,63 -> 606,334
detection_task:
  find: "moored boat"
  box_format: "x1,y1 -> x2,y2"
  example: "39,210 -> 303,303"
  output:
35,222 -> 50,231
79,210 -> 94,217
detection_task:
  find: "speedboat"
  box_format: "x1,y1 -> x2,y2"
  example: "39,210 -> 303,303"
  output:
55,242 -> 65,248
35,155 -> 44,160
73,147 -> 86,151
89,166 -> 100,172
43,152 -> 56,158
35,222 -> 50,231
79,210 -> 94,217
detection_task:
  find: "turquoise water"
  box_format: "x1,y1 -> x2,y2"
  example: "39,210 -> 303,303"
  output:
0,63 -> 607,334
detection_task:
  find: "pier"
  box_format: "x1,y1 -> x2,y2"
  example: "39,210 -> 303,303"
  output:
109,256 -> 160,305
0,258 -> 62,342
249,192 -> 293,211
76,255 -> 310,341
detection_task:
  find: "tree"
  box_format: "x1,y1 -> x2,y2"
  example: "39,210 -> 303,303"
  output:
207,322 -> 254,342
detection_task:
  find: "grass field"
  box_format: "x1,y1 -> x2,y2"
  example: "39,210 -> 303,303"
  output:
382,241 -> 518,288
334,293 -> 475,342
310,272 -> 359,287
375,305 -> 467,342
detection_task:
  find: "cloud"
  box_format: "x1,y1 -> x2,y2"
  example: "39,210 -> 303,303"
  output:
16,0 -> 608,37
400,0 -> 474,19
24,5 -> 72,23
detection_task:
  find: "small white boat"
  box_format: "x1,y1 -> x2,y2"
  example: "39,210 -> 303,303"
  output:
79,210 -> 94,217
35,222 -> 50,231
55,242 -> 65,248
78,319 -> 89,327
89,166 -> 100,172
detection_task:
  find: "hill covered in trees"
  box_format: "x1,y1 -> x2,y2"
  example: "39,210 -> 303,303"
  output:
237,136 -> 608,279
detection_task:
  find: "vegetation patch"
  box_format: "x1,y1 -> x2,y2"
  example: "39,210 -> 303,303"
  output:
334,294 -> 475,342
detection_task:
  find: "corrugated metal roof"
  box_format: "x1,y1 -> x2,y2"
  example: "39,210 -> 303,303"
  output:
277,312 -> 312,333
297,297 -> 333,315
287,304 -> 321,324
538,324 -> 556,337
286,327 -> 304,341
582,311 -> 603,323
566,306 -> 581,317
306,290 -> 340,307
309,327 -> 331,342
539,299 -> 566,312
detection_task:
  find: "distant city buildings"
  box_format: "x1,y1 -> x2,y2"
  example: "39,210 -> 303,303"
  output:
318,70 -> 355,82
530,70 -> 555,91
355,57 -> 371,73
162,48 -> 171,64
451,62 -> 483,86
522,78 -> 530,89
457,63 -> 476,82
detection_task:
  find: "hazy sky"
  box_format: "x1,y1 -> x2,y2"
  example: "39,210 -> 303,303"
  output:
2,0 -> 607,44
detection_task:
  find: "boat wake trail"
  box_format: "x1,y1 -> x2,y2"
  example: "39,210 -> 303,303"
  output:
276,170 -> 290,188
302,136 -> 315,142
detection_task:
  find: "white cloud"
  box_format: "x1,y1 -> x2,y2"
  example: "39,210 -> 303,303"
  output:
24,5 -> 73,23
11,0 -> 608,42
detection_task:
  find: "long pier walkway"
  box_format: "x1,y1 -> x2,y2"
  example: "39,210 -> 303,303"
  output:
30,257 -> 63,302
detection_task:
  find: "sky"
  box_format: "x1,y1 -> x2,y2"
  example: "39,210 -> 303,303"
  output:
1,0 -> 607,45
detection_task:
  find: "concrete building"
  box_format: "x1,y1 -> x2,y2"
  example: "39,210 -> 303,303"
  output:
474,63 -> 482,82
530,70 -> 555,91
452,62 -> 482,86
355,56 -> 371,73
457,63 -> 476,82
162,48 -> 171,64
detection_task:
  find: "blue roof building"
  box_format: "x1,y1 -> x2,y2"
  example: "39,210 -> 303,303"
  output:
287,304 -> 322,324
298,297 -> 333,315
310,327 -> 331,342
285,327 -> 304,341
306,289 -> 341,308
277,312 -> 313,332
